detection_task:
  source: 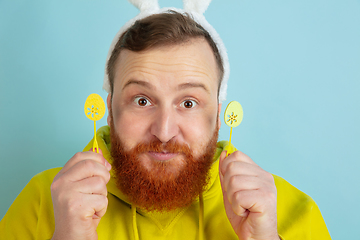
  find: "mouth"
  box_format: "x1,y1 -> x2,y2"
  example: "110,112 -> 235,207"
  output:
147,151 -> 179,161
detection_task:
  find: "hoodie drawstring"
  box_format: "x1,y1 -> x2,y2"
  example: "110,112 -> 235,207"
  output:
199,193 -> 204,240
131,194 -> 204,240
132,205 -> 139,240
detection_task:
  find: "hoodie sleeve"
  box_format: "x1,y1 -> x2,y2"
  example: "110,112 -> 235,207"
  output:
0,168 -> 61,240
274,175 -> 331,240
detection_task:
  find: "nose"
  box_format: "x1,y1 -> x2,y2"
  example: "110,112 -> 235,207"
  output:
150,106 -> 179,143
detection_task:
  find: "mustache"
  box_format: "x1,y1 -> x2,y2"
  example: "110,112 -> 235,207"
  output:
132,139 -> 192,155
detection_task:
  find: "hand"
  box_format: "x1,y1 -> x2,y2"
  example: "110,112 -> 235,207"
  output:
219,151 -> 279,240
51,149 -> 112,240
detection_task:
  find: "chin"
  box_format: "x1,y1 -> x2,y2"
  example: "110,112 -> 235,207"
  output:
140,153 -> 187,180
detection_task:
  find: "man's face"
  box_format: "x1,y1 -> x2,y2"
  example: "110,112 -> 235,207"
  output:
108,38 -> 221,168
107,39 -> 221,211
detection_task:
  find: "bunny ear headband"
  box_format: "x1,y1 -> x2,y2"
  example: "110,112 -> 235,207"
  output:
103,0 -> 230,103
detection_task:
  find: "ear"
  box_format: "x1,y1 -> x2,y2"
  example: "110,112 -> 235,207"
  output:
106,93 -> 112,126
217,103 -> 222,129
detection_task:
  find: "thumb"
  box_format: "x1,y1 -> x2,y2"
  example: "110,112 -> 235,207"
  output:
219,151 -> 233,213
219,150 -> 227,164
219,150 -> 227,177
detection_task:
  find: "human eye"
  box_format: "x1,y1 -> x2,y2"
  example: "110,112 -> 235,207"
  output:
134,96 -> 151,107
180,99 -> 197,109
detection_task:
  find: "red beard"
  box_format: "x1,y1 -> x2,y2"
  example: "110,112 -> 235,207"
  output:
109,115 -> 219,212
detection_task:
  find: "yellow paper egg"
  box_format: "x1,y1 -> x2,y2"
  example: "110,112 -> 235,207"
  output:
224,101 -> 243,127
84,93 -> 106,121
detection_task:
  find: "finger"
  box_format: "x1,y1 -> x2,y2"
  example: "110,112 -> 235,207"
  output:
89,147 -> 104,156
63,159 -> 111,183
93,195 -> 108,219
89,148 -> 112,171
220,151 -> 258,176
219,161 -> 235,215
224,175 -> 265,203
219,151 -> 227,193
231,189 -> 260,217
221,161 -> 263,181
219,150 -> 227,167
75,176 -> 109,196
60,152 -> 110,176
54,191 -> 109,220
78,194 -> 108,220
231,188 -> 276,217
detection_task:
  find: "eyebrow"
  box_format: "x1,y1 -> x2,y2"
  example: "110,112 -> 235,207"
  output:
122,79 -> 209,93
177,82 -> 209,93
122,79 -> 155,91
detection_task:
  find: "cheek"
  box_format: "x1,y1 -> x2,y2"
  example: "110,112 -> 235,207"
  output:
112,108 -> 149,149
180,110 -> 218,156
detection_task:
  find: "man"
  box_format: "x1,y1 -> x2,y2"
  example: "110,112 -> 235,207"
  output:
0,10 -> 330,240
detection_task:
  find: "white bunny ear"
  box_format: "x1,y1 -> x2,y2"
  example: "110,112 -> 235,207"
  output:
128,0 -> 160,13
183,0 -> 212,14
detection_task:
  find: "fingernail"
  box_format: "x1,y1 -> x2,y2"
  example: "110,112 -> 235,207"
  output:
220,151 -> 227,160
105,160 -> 112,171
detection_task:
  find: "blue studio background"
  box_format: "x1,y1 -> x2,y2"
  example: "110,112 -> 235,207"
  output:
1,0 -> 359,238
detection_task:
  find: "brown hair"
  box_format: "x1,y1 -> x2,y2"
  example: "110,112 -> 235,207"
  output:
106,10 -> 224,95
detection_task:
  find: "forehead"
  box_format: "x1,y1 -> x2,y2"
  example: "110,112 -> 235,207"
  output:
113,39 -> 219,93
